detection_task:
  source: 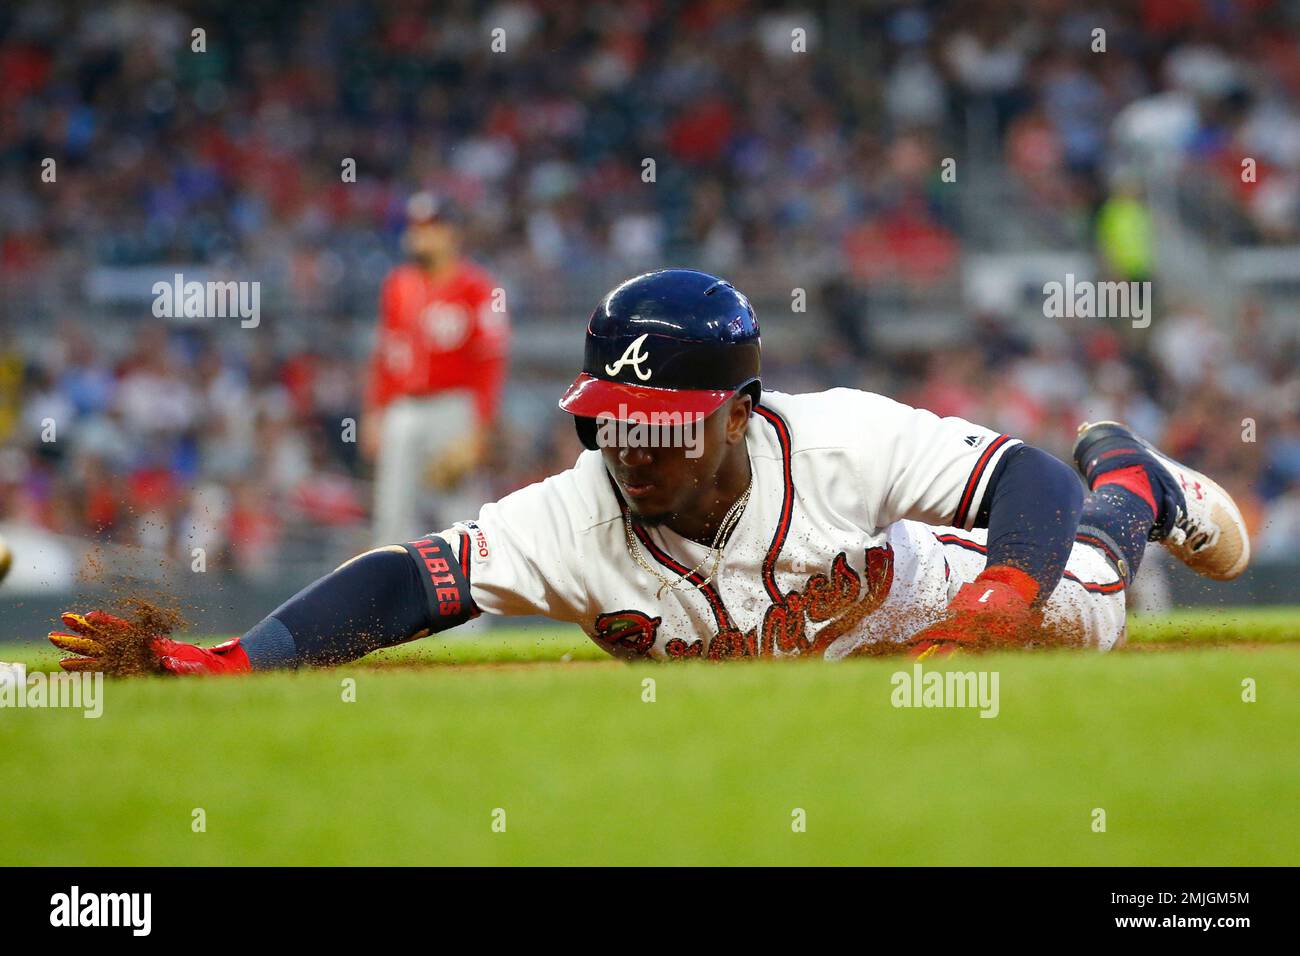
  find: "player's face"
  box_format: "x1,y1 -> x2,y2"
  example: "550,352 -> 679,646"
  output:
404,220 -> 458,266
601,396 -> 751,527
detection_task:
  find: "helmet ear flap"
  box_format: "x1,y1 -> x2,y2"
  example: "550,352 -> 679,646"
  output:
741,381 -> 762,412
574,416 -> 599,450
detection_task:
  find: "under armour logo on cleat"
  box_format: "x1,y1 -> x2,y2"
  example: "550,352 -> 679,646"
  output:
1180,476 -> 1205,500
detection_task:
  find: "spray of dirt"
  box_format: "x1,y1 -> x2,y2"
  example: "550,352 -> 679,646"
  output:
64,598 -> 188,677
69,544 -> 194,676
847,608 -> 1089,658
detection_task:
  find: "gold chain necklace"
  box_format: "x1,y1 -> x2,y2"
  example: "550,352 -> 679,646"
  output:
624,475 -> 753,599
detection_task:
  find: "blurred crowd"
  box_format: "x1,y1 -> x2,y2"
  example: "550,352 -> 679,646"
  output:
1,0 -> 1299,573
6,0 -> 1300,297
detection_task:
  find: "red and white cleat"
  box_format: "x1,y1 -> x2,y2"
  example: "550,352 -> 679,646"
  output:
1073,421 -> 1250,581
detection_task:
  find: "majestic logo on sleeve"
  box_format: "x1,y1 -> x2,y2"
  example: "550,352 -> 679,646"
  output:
604,333 -> 653,381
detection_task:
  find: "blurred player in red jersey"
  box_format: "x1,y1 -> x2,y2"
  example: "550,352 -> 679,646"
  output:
364,192 -> 509,545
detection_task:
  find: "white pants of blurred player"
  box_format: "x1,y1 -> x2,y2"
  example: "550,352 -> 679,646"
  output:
830,521 -> 1128,657
372,391 -> 477,548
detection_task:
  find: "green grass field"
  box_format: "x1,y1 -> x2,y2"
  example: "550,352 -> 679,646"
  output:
1,608 -> 1296,866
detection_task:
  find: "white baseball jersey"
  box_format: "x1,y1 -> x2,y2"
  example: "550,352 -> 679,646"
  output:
437,389 -> 1126,659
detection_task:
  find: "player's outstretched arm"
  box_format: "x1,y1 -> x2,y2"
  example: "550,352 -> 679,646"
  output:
50,535 -> 475,675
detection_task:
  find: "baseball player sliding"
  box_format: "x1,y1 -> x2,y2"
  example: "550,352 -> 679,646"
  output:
50,270 -> 1249,672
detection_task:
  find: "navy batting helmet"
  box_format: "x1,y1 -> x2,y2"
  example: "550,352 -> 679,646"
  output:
558,270 -> 761,446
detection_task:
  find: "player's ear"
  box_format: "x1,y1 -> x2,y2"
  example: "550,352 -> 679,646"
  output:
725,392 -> 751,444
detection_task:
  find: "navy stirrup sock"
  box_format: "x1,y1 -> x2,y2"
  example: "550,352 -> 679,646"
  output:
1078,485 -> 1156,585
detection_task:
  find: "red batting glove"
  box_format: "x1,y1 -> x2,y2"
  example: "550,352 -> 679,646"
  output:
152,637 -> 251,675
49,610 -> 250,675
905,565 -> 1041,658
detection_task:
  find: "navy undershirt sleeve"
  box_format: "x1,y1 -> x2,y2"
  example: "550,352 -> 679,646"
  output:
239,536 -> 476,669
971,444 -> 1084,603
